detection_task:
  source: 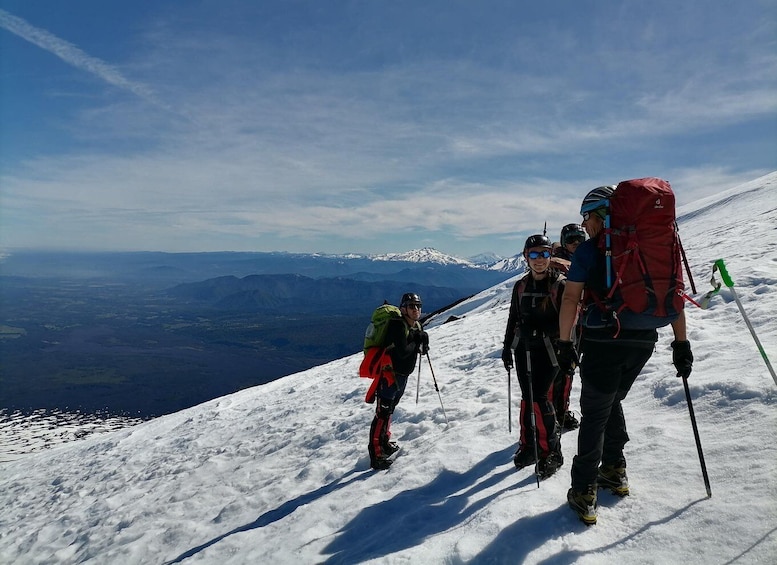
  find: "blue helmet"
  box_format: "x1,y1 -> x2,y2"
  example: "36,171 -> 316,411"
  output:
580,185 -> 615,215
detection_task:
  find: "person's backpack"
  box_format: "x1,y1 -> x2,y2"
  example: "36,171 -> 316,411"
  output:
596,177 -> 688,328
549,256 -> 570,275
363,303 -> 402,353
359,302 -> 402,401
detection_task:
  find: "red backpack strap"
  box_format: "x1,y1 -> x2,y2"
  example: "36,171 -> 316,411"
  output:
549,272 -> 565,312
514,274 -> 529,325
604,228 -> 642,302
584,287 -> 623,338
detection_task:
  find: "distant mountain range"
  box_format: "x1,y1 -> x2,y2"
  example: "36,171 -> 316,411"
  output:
0,247 -> 527,417
338,246 -> 523,271
167,273 -> 471,314
0,247 -> 526,286
158,247 -> 526,314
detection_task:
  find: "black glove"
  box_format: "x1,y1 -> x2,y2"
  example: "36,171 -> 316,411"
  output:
556,340 -> 579,375
501,346 -> 513,370
412,330 -> 430,355
671,340 -> 693,378
420,330 -> 429,354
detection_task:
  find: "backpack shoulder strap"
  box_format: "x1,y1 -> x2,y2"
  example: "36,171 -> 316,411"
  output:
548,272 -> 565,313
514,273 -> 532,321
516,272 -> 530,294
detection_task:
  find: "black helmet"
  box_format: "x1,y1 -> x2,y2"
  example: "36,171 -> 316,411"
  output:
400,292 -> 422,307
580,185 -> 615,216
560,223 -> 586,246
523,234 -> 552,251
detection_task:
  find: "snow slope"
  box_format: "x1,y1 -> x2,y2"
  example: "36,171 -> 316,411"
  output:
1,173 -> 776,564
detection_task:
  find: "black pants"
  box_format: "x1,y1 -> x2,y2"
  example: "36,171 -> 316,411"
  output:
515,344 -> 560,457
571,337 -> 655,491
368,373 -> 409,460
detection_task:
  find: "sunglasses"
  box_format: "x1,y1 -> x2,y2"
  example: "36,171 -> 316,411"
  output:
404,303 -> 422,310
566,236 -> 585,245
582,210 -> 605,221
527,250 -> 551,260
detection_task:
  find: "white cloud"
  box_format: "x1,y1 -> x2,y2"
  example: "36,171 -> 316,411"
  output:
1,2 -> 774,253
0,9 -> 166,110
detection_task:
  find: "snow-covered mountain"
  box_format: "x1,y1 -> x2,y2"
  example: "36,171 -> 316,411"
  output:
488,254 -> 527,272
1,173 -> 775,564
370,246 -> 475,266
467,251 -> 504,266
321,248 -> 514,271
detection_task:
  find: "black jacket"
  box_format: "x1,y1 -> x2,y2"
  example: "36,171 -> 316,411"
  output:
385,317 -> 423,375
503,272 -> 566,350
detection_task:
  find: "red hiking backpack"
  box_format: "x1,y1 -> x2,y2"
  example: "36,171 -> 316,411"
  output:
598,177 -> 687,326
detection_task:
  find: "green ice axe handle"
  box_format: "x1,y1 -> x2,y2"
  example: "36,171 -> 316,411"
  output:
714,259 -> 734,288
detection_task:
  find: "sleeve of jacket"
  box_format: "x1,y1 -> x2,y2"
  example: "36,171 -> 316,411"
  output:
386,318 -> 418,359
503,283 -> 521,348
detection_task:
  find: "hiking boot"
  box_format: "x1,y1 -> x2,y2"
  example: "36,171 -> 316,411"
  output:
370,456 -> 393,471
598,462 -> 629,496
567,486 -> 597,525
537,452 -> 564,479
513,448 -> 536,470
382,441 -> 400,456
561,411 -> 579,431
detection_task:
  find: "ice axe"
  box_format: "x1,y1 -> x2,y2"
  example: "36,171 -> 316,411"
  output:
712,259 -> 776,386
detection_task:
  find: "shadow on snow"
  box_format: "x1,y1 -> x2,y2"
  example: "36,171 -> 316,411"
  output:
321,446 -> 526,564
162,466 -> 372,564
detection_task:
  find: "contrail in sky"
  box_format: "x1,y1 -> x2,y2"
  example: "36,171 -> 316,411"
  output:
0,8 -> 162,107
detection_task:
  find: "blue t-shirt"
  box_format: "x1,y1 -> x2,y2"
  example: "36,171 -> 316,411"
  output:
567,239 -> 612,329
566,238 -> 598,285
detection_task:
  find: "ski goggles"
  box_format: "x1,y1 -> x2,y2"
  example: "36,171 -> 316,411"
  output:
582,208 -> 606,222
527,250 -> 551,260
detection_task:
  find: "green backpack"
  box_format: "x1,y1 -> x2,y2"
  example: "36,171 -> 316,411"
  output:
363,303 -> 402,353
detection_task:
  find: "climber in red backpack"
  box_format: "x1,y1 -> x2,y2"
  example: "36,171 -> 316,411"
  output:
559,181 -> 694,525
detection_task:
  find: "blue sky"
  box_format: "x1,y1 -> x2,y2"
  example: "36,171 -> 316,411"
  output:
1,1 -> 775,258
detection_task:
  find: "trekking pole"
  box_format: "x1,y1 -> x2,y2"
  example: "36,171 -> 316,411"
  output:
415,353 -> 422,404
714,259 -> 777,386
677,228 -> 697,294
525,350 -> 541,488
682,375 -> 712,498
425,353 -> 449,426
507,367 -> 512,433
543,335 -> 565,428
